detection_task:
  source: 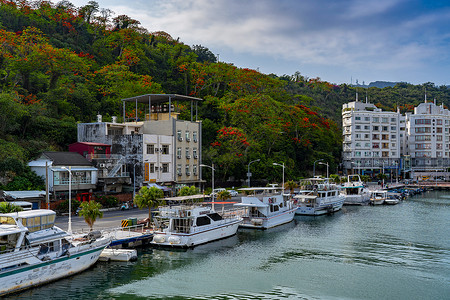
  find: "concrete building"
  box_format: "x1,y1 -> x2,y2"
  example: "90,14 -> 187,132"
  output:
405,100 -> 450,181
28,152 -> 97,201
77,94 -> 203,194
342,99 -> 405,179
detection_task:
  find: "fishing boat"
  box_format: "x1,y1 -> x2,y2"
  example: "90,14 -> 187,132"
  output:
294,177 -> 345,216
234,187 -> 296,229
0,209 -> 110,296
340,175 -> 371,205
369,190 -> 388,205
384,193 -> 400,205
151,195 -> 241,247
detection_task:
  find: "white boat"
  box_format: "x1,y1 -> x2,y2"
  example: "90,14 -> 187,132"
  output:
294,178 -> 345,216
234,187 -> 296,229
100,248 -> 137,261
151,195 -> 241,247
340,175 -> 371,205
370,190 -> 388,205
0,209 -> 110,296
384,193 -> 400,205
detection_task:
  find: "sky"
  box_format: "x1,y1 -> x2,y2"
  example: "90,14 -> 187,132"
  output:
68,0 -> 450,86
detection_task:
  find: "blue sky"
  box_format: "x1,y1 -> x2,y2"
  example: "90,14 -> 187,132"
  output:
69,0 -> 450,86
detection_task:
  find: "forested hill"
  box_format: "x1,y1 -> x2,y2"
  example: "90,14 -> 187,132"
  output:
0,1 -> 449,188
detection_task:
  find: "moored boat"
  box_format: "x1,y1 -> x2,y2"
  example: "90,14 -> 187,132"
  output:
0,209 -> 110,296
151,195 -> 241,247
369,190 -> 388,205
340,175 -> 371,205
234,187 -> 296,229
294,177 -> 345,216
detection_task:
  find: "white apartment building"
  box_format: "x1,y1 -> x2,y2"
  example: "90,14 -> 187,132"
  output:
342,100 -> 405,179
405,101 -> 450,180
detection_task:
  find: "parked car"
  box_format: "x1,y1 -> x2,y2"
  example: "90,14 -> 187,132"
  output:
210,188 -> 226,197
228,190 -> 239,197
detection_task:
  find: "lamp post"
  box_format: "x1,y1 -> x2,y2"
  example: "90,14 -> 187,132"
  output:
200,163 -> 215,210
318,162 -> 329,179
62,166 -> 72,234
313,159 -> 324,177
273,162 -> 285,193
132,161 -> 141,201
247,159 -> 260,187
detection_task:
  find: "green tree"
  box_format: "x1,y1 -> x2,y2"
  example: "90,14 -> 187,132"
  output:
178,186 -> 199,196
217,190 -> 231,201
133,186 -> 164,226
284,180 -> 298,194
0,202 -> 23,213
78,200 -> 103,231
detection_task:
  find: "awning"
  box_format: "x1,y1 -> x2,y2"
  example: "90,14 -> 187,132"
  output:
50,167 -> 98,172
148,183 -> 171,191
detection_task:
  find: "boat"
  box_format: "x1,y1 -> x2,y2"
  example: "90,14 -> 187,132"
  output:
233,187 -> 296,229
99,248 -> 137,261
151,195 -> 241,247
294,177 -> 345,216
369,190 -> 388,205
384,193 -> 400,205
340,175 -> 371,205
0,209 -> 110,296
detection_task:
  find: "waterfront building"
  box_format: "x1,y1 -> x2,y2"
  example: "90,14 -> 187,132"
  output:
342,99 -> 404,179
77,94 -> 203,194
342,97 -> 450,181
405,100 -> 450,180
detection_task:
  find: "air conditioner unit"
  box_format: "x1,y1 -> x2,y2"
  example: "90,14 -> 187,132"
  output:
178,137 -> 183,142
155,148 -> 159,152
193,155 -> 198,159
177,172 -> 182,176
177,155 -> 182,159
155,166 -> 159,170
186,172 -> 191,176
193,172 -> 197,176
186,155 -> 191,159
186,138 -> 191,142
193,139 -> 198,143
99,163 -> 106,168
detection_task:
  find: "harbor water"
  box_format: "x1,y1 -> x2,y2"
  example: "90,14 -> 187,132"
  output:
8,190 -> 450,299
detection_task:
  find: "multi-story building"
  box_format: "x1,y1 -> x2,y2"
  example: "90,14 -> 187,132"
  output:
342,99 -> 405,178
77,94 -> 203,194
343,98 -> 450,181
405,101 -> 450,180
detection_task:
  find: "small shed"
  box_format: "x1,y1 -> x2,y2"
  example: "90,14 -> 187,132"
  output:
2,190 -> 46,209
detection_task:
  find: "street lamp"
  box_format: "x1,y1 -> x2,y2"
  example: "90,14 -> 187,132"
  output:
200,163 -> 215,210
313,159 -> 324,177
318,162 -> 329,179
273,162 -> 285,193
61,166 -> 72,234
247,159 -> 260,187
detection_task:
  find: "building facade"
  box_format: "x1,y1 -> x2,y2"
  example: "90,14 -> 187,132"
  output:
77,94 -> 203,194
343,99 -> 450,181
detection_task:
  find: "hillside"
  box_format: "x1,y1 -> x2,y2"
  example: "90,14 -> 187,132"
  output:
0,0 -> 449,188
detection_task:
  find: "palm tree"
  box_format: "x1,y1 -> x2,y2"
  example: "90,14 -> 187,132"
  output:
178,186 -> 199,196
284,180 -> 298,195
78,200 -> 103,231
217,190 -> 231,201
134,186 -> 164,226
0,202 -> 23,213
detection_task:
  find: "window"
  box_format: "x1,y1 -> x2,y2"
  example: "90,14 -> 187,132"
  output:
382,126 -> 388,131
392,152 -> 396,156
391,134 -> 396,139
185,165 -> 190,175
355,125 -> 361,130
161,145 -> 169,155
391,143 -> 396,148
382,151 -> 389,157
382,117 -> 388,123
415,119 -> 431,125
177,164 -> 182,175
185,131 -> 190,142
437,144 -> 443,150
381,134 -> 389,140
147,144 -> 154,154
177,130 -> 182,141
382,143 -> 389,149
391,118 -> 396,122
416,135 -> 431,141
364,152 -> 371,157
437,127 -> 443,133
355,151 -> 361,157
355,134 -> 361,139
373,117 -> 379,122
373,126 -> 379,131
149,163 -> 155,173
177,147 -> 182,158
372,134 -> 379,140
193,148 -> 198,158
364,117 -> 370,121
355,116 -> 361,120
162,163 -> 169,173
364,134 -> 370,139
185,147 -> 190,159
373,152 -> 380,157
415,127 -> 431,133
437,135 -> 443,141
364,125 -> 370,130
193,164 -> 198,175
391,126 -> 396,131
437,119 -> 443,125
355,142 -> 361,147
364,142 -> 370,147
193,131 -> 198,142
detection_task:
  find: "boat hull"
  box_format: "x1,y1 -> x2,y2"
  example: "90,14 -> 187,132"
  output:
0,245 -> 106,296
152,219 -> 241,248
343,194 -> 370,206
295,199 -> 344,216
239,208 -> 296,229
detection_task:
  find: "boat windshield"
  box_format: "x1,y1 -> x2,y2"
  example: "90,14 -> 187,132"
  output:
207,213 -> 223,221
